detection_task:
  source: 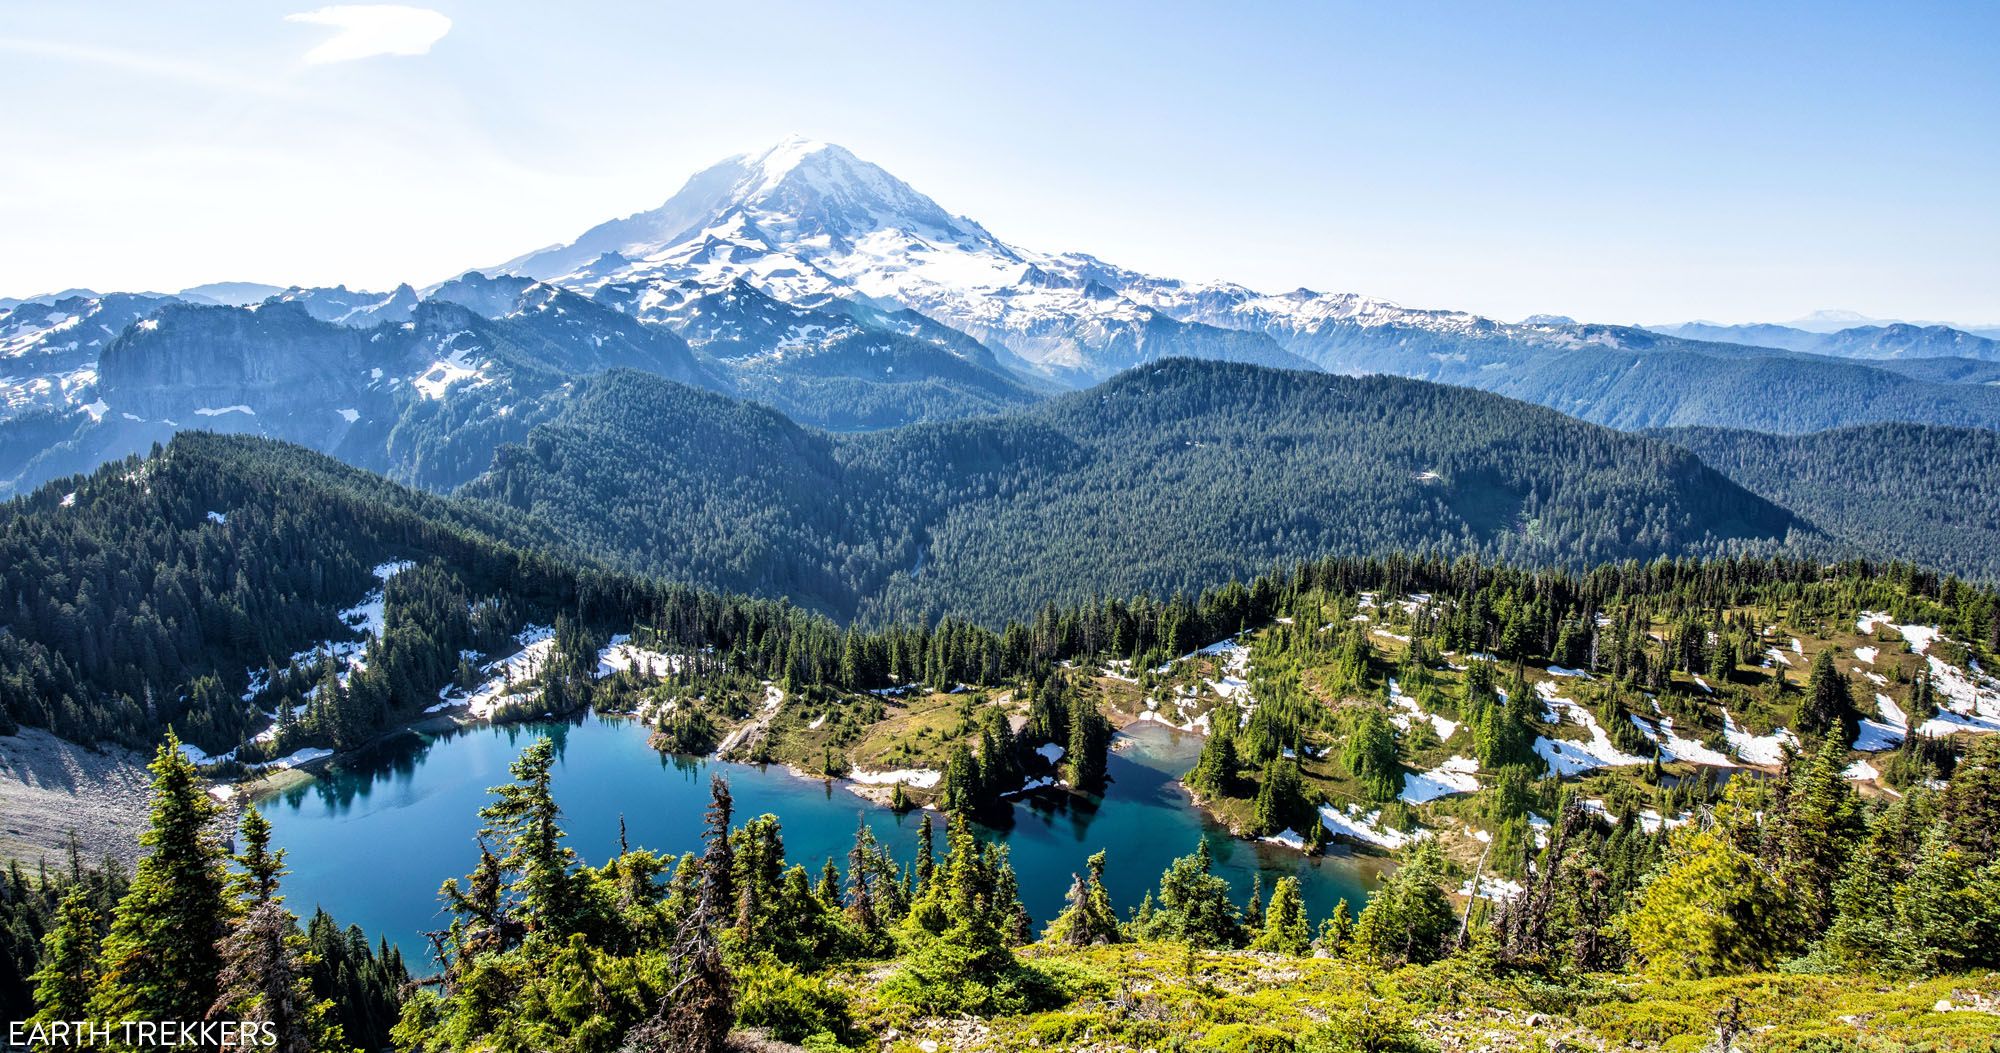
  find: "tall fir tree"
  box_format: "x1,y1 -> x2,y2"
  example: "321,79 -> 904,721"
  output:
28,887 -> 100,1024
89,732 -> 233,1024
1254,876 -> 1311,956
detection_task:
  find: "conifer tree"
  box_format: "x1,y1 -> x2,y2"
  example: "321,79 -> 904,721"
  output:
1800,649 -> 1858,744
814,858 -> 842,909
477,737 -> 580,935
939,742 -> 979,813
211,810 -> 346,1053
1066,695 -> 1111,792
89,732 -> 233,1024
914,812 -> 936,892
891,815 -> 1027,1012
1255,876 -> 1311,956
1618,825 -> 1795,979
1351,840 -> 1454,966
630,774 -> 734,1053
1134,839 -> 1242,948
1250,759 -> 1310,837
1341,707 -> 1400,803
29,887 -> 100,1023
1186,715 -> 1240,800
1775,735 -> 1865,931
1315,898 -> 1354,956
1045,851 -> 1120,946
1891,822 -> 1996,974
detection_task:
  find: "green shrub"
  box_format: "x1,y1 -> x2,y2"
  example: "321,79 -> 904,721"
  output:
1298,1008 -> 1432,1053
1190,1021 -> 1296,1053
732,960 -> 859,1048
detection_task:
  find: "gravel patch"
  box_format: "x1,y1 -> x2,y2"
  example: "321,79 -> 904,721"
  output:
0,728 -> 153,869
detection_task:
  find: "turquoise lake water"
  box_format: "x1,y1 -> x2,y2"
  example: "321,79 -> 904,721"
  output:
257,714 -> 1386,966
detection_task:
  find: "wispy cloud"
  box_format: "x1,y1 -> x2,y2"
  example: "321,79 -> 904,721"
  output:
286,5 -> 452,65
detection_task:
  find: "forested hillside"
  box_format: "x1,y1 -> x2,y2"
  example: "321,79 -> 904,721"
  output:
0,433 -> 891,757
1482,346 -> 2000,433
466,360 -> 1811,625
1657,422 -> 2000,582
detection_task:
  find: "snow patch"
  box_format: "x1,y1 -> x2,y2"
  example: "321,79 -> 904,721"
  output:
1630,712 -> 1734,767
1318,802 -> 1428,851
1387,677 -> 1458,740
847,768 -> 942,790
1399,755 -> 1480,804
1533,681 -> 1649,775
1721,708 -> 1798,766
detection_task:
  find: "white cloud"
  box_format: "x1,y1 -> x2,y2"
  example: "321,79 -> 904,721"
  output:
286,5 -> 452,65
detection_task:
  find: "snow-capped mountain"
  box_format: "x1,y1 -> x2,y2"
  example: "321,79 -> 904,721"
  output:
269,283 -> 422,328
0,292 -> 176,417
497,136 -> 1311,382
1650,320 -> 2000,362
484,137 -> 2000,428
7,135 -> 2000,501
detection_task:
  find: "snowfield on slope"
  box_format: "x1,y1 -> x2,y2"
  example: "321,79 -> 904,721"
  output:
1533,681 -> 1649,775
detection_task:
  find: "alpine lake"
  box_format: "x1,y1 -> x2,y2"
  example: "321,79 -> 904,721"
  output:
255,713 -> 1389,966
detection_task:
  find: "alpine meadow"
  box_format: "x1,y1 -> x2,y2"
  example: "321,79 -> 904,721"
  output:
4,5 -> 2000,1052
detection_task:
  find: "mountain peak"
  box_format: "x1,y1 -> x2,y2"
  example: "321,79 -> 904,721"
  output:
495,137 -> 994,282
739,135 -> 844,189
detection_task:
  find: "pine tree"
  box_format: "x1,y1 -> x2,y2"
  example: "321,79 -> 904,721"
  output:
1186,715 -> 1240,800
233,807 -> 285,906
891,815 -> 1027,1012
1255,876 -> 1311,956
89,732 -> 233,1023
939,742 -> 979,813
477,737 -> 580,935
1024,674 -> 1070,748
844,819 -> 882,938
630,774 -> 734,1053
914,813 -> 936,892
1618,825 -> 1796,979
1351,840 -> 1454,966
28,887 -> 100,1023
1341,707 -> 1400,803
211,808 -> 348,1053
814,858 -> 842,909
1250,759 -> 1309,837
1066,695 -> 1111,792
1044,851 -> 1120,946
1135,839 -> 1243,948
1315,898 -> 1354,956
1891,820 -> 1998,974
1799,649 -> 1858,744
1776,735 -> 1865,931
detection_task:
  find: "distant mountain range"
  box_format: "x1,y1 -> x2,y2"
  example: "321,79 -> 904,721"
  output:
1647,320 -> 2000,360
3,135 -> 1998,523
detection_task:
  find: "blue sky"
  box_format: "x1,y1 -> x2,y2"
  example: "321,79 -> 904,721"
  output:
3,1 -> 1995,324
